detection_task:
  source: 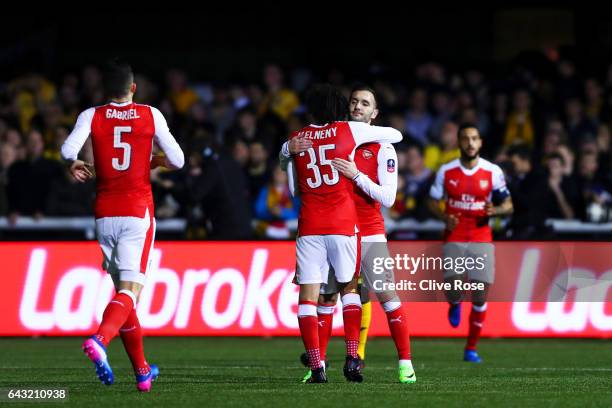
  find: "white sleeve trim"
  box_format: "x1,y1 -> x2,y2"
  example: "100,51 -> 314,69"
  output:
348,121 -> 403,147
429,163 -> 448,200
151,106 -> 185,169
353,144 -> 398,208
60,107 -> 95,161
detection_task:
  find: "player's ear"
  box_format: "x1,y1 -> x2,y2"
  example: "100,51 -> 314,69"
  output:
130,82 -> 137,94
371,108 -> 379,120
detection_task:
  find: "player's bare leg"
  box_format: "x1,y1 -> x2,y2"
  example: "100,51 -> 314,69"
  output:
298,283 -> 327,383
373,290 -> 416,383
338,278 -> 363,382
464,281 -> 489,363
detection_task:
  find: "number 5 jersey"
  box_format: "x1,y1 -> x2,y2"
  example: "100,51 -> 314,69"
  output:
61,102 -> 184,219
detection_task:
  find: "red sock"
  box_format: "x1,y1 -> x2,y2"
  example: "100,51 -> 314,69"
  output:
119,309 -> 149,375
298,301 -> 321,370
96,292 -> 135,346
341,294 -> 362,358
466,304 -> 487,351
317,304 -> 334,363
384,302 -> 412,360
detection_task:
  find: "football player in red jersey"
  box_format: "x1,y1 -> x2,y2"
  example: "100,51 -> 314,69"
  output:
291,85 -> 415,383
280,84 -> 403,383
428,123 -> 513,363
61,59 -> 184,391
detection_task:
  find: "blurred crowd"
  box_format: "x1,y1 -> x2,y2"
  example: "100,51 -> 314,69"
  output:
1,56 -> 611,239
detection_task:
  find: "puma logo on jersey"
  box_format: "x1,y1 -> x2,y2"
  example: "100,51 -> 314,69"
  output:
390,316 -> 402,324
449,179 -> 459,187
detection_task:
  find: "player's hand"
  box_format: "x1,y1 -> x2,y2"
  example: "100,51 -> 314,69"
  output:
69,160 -> 94,183
288,136 -> 312,154
151,155 -> 168,170
331,157 -> 359,179
485,202 -> 497,216
445,214 -> 460,231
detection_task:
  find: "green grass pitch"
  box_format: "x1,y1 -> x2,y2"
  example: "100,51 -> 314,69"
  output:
0,337 -> 610,407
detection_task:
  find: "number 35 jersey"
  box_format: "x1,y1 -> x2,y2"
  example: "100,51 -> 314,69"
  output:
61,101 -> 184,219
289,121 -> 403,236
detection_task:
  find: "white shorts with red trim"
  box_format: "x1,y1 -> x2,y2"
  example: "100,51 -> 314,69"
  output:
295,234 -> 359,285
96,208 -> 156,286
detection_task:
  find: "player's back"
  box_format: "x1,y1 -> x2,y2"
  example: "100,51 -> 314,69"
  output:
291,122 -> 358,236
91,101 -> 155,218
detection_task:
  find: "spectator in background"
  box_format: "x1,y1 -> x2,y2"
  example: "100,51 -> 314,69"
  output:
6,130 -> 63,219
254,163 -> 300,239
231,138 -> 250,169
584,78 -> 603,121
424,121 -> 460,171
167,69 -> 199,115
507,145 -> 545,238
564,97 -> 597,145
596,124 -> 611,174
187,144 -> 252,240
488,91 -> 509,154
577,151 -> 611,222
555,59 -> 581,105
46,167 -> 95,216
390,144 -> 434,221
0,143 -> 18,215
405,88 -> 432,145
258,64 -> 300,121
504,89 -> 535,148
428,90 -> 454,141
246,141 -> 271,200
540,153 -> 581,220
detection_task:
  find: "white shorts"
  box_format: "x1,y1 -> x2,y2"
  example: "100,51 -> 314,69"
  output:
96,208 -> 156,286
320,234 -> 391,295
295,234 -> 359,285
442,242 -> 495,284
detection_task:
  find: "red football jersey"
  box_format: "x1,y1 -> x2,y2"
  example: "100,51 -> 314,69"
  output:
290,121 -> 403,236
90,103 -> 155,218
353,143 -> 384,236
429,158 -> 510,242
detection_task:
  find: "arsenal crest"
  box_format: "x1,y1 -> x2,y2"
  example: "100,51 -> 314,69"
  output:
480,179 -> 489,189
362,150 -> 373,159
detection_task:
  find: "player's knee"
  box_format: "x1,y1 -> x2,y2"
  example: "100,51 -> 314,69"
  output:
319,293 -> 338,306
117,289 -> 138,307
376,291 -> 399,304
118,281 -> 143,304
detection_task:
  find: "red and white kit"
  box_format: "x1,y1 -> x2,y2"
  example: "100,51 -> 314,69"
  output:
352,142 -> 398,239
283,121 -> 402,285
61,102 -> 184,284
429,157 -> 509,243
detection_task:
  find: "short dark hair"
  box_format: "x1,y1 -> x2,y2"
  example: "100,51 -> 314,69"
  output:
305,83 -> 349,125
350,83 -> 378,107
103,58 -> 134,99
507,144 -> 532,161
457,122 -> 479,138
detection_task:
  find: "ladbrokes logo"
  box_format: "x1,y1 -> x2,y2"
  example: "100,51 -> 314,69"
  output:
2,242 -> 611,337
18,248 -> 313,333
